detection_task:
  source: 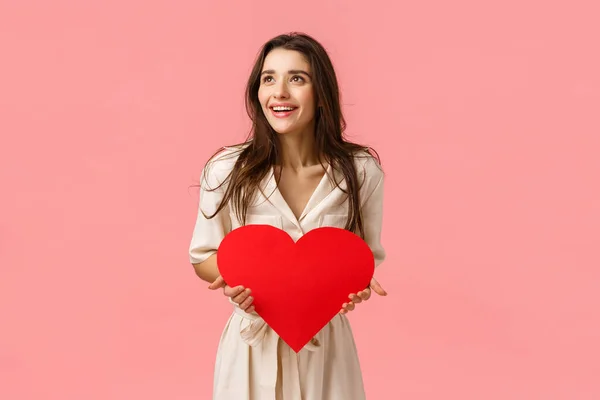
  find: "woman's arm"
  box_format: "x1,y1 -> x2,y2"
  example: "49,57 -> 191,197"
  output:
195,253 -> 254,312
189,155 -> 233,280
192,253 -> 220,284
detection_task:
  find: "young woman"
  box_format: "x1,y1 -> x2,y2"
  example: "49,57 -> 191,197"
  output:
189,32 -> 387,400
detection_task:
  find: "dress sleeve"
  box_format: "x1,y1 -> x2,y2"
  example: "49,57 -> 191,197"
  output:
188,162 -> 232,264
361,168 -> 386,268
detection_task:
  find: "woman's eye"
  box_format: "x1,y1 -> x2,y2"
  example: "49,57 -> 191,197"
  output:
262,75 -> 304,83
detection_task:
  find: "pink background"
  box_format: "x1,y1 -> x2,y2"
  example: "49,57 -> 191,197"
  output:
1,1 -> 599,399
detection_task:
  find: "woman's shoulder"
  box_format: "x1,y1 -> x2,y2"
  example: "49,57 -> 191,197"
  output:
349,147 -> 384,202
351,147 -> 384,181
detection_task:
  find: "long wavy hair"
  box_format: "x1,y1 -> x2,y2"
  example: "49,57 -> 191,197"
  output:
198,32 -> 381,239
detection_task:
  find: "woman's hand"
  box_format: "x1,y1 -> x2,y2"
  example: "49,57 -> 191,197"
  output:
208,275 -> 255,313
340,277 -> 387,314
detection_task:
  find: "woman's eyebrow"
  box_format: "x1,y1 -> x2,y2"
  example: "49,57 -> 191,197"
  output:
260,69 -> 311,78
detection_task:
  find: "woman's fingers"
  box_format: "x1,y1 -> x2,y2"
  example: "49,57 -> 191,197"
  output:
349,294 -> 362,303
341,285 -> 379,314
232,288 -> 251,304
208,275 -> 226,290
370,277 -> 387,296
208,276 -> 254,312
239,294 -> 255,311
341,301 -> 355,313
358,288 -> 371,301
223,285 -> 245,298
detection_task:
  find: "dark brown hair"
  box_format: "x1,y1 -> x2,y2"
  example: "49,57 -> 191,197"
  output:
198,32 -> 381,239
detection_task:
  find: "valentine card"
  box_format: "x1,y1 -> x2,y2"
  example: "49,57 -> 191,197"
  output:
217,224 -> 374,352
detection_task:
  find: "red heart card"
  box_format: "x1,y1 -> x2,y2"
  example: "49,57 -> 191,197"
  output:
217,224 -> 374,352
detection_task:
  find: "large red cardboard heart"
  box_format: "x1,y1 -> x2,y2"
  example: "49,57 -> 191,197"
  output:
217,224 -> 374,352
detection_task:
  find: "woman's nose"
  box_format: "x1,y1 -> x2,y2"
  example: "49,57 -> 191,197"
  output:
273,81 -> 289,98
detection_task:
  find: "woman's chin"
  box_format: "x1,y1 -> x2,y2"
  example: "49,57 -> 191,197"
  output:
271,125 -> 296,135
269,122 -> 310,136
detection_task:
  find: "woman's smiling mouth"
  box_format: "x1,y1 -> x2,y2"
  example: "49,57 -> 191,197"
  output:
270,105 -> 298,118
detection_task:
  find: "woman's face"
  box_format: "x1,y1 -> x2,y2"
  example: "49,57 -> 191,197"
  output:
258,48 -> 317,137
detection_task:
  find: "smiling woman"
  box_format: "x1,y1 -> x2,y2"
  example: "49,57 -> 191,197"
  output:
189,32 -> 387,400
259,57 -> 315,126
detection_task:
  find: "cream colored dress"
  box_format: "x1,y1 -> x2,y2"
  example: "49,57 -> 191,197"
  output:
189,144 -> 386,400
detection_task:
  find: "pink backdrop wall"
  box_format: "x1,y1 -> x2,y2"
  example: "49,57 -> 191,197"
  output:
1,1 -> 599,399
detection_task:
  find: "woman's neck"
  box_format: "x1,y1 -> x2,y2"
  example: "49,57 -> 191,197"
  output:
276,132 -> 320,170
